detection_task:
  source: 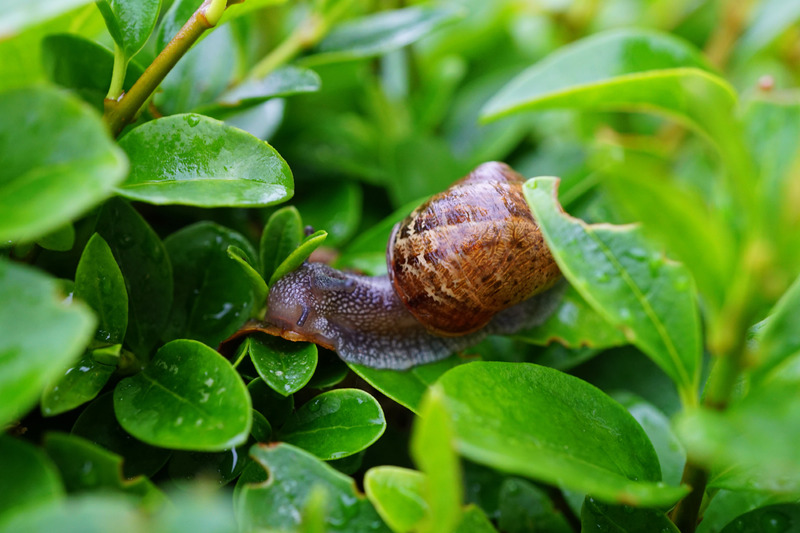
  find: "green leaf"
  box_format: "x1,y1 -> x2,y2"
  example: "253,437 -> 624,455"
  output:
245,336 -> 318,396
35,223 -> 75,252
200,66 -> 322,115
236,443 -> 390,532
598,145 -> 735,318
95,198 -> 172,356
260,206 -> 304,281
279,389 -> 386,460
497,478 -> 571,533
348,355 -> 466,414
364,467 -> 427,533
269,230 -> 328,286
734,0 -> 800,61
43,432 -> 162,502
96,0 -> 161,59
41,33 -> 144,111
0,86 -> 127,243
72,392 -> 171,478
0,494 -> 144,533
307,351 -> 351,390
117,114 -> 293,207
251,411 -> 272,442
411,388 -> 462,533
0,436 -> 63,519
697,490 -> 789,533
41,353 -> 116,417
580,497 -> 679,532
75,233 -> 128,344
675,374 -> 800,494
247,377 -> 294,428
226,245 -> 269,318
308,5 -> 462,65
524,178 -> 701,405
720,503 -> 800,533
752,274 -> 800,383
438,362 -> 688,506
514,284 -> 627,349
0,260 -> 95,425
164,222 -> 257,347
114,339 -> 252,451
0,0 -> 96,38
455,506 -> 498,533
295,181 -> 362,247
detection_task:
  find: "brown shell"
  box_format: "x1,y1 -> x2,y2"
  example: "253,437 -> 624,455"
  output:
387,161 -> 561,336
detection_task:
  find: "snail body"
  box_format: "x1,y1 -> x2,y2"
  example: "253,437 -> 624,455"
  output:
257,162 -> 562,369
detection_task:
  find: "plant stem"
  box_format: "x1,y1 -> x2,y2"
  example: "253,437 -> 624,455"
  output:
670,462 -> 709,533
106,44 -> 128,100
248,14 -> 326,80
103,0 -> 226,136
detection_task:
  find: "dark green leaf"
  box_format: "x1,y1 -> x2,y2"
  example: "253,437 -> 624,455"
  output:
201,66 -> 322,114
114,339 -> 252,451
117,114 -> 293,207
411,388 -> 462,533
246,336 -> 318,396
438,362 -> 688,506
167,443 -> 250,486
260,206 -> 304,282
72,392 -> 171,478
236,443 -> 390,532
348,355 -> 466,414
697,490 -> 789,533
226,245 -> 268,318
580,497 -> 679,532
164,222 -> 257,346
455,506 -> 498,533
35,223 -> 75,252
251,410 -> 272,442
307,351 -> 351,390
95,198 -> 172,356
279,389 -> 386,460
497,478 -> 571,533
720,503 -> 800,533
75,233 -> 128,344
96,0 -> 161,59
524,178 -> 701,405
41,353 -> 116,417
42,33 -> 144,110
0,436 -> 63,519
247,377 -> 294,428
514,283 -> 627,349
269,230 -> 328,286
295,181 -> 362,247
0,86 -> 127,243
0,259 -> 95,425
752,274 -> 800,384
43,432 -> 162,502
364,466 -> 427,533
309,6 -> 462,64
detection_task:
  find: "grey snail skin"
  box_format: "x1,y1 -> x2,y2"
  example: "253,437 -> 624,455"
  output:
241,162 -> 563,370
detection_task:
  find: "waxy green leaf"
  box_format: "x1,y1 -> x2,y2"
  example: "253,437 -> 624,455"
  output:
72,392 -> 171,479
164,222 -> 257,347
497,478 -> 571,533
43,432 -> 161,501
42,33 -> 143,110
279,389 -> 386,460
0,86 -> 127,243
245,336 -> 318,396
41,353 -> 116,417
580,498 -> 679,532
295,181 -> 363,248
349,355 -> 466,413
75,233 -> 128,344
524,178 -> 701,405
0,260 -> 95,425
269,230 -> 328,286
96,0 -> 161,59
226,245 -> 268,318
438,362 -> 687,506
247,377 -> 294,428
95,198 -> 172,356
364,467 -> 427,533
236,443 -> 390,532
720,503 -> 800,533
752,274 -> 800,383
114,340 -> 252,451
167,443 -> 250,486
0,436 -> 63,518
309,6 -> 462,64
35,223 -> 75,252
117,114 -> 293,207
260,206 -> 304,282
204,66 -> 322,114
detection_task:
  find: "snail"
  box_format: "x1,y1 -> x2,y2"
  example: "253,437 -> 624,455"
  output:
239,162 -> 563,369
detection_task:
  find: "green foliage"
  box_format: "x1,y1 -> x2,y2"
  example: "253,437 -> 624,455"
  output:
4,1 -> 800,532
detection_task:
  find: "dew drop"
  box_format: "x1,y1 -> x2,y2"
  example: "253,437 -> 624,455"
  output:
186,115 -> 201,127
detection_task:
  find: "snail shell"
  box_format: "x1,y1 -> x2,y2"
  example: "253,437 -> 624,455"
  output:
388,162 -> 560,335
